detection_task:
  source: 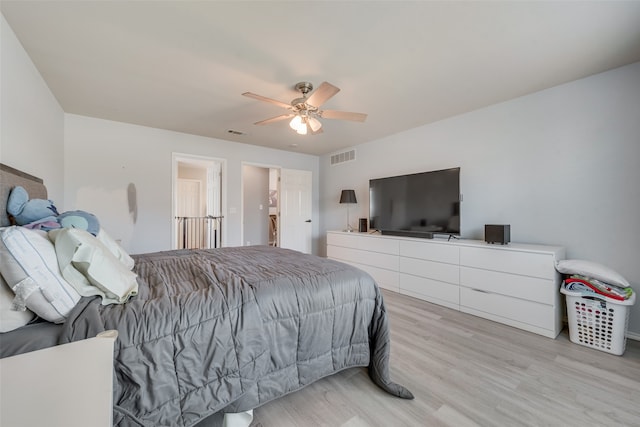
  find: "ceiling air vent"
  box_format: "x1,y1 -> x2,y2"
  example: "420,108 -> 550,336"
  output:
330,149 -> 356,166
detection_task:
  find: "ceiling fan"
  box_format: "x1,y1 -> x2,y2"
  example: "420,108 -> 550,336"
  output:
242,81 -> 367,135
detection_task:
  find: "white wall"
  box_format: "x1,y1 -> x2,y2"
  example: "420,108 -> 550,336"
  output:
0,15 -> 64,204
320,62 -> 640,335
64,114 -> 320,255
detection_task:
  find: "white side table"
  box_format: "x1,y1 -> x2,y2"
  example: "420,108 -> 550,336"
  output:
0,330 -> 117,427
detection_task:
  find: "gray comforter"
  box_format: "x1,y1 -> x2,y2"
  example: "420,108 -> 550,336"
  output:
58,246 -> 413,426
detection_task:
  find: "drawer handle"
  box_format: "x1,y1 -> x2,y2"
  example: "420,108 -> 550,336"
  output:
471,288 -> 491,294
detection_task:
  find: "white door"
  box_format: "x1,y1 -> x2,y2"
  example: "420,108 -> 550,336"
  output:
279,169 -> 312,253
177,179 -> 201,217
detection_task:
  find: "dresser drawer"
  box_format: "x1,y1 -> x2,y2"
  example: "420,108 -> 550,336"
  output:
460,266 -> 557,305
327,233 -> 399,255
357,235 -> 399,255
460,246 -> 556,279
350,262 -> 399,292
327,245 -> 398,271
400,240 -> 459,264
400,256 -> 459,285
460,287 -> 555,331
400,273 -> 459,306
327,232 -> 358,249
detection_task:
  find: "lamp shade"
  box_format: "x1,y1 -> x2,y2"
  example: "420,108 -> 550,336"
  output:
308,116 -> 322,132
289,115 -> 303,130
339,189 -> 357,204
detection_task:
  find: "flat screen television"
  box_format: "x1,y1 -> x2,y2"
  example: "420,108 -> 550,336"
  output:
369,167 -> 460,238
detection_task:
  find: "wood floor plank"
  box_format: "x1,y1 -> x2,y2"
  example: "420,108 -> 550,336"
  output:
249,290 -> 640,427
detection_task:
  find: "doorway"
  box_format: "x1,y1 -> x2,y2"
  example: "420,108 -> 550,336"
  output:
242,165 -> 279,247
172,154 -> 225,249
241,165 -> 312,254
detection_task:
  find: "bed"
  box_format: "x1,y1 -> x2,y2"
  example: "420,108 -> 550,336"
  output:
0,163 -> 412,426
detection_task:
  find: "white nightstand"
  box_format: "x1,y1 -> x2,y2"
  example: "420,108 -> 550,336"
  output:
0,330 -> 117,427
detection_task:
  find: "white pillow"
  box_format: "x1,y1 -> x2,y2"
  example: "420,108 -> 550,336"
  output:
0,226 -> 81,323
555,259 -> 631,288
49,228 -> 138,305
96,229 -> 135,270
0,273 -> 35,332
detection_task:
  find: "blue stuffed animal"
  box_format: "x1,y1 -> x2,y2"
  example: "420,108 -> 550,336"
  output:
6,186 -> 59,225
58,210 -> 100,236
6,186 -> 100,235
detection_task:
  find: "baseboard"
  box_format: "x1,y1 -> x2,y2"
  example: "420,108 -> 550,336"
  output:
626,331 -> 640,341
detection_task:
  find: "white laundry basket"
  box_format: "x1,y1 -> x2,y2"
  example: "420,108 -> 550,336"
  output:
560,283 -> 635,355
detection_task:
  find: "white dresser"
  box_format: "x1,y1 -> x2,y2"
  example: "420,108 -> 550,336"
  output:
327,231 -> 565,338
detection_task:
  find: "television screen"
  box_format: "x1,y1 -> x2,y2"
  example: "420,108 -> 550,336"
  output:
369,167 -> 460,238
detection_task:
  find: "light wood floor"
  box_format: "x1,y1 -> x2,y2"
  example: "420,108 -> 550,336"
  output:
248,290 -> 640,427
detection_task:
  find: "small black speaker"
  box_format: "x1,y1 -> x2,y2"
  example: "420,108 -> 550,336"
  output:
485,224 -> 510,245
359,218 -> 368,233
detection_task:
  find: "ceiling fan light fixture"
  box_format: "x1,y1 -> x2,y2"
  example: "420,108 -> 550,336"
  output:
289,115 -> 303,131
290,114 -> 310,135
296,121 -> 308,135
244,81 -> 366,136
308,116 -> 322,132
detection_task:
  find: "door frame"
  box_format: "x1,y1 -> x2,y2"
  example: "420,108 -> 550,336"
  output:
172,153 -> 227,249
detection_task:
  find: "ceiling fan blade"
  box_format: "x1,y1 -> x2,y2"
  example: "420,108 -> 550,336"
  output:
242,92 -> 292,110
306,82 -> 340,108
254,114 -> 295,125
320,110 -> 367,122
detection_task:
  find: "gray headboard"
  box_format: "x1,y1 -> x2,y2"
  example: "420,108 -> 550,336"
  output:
1,163 -> 48,227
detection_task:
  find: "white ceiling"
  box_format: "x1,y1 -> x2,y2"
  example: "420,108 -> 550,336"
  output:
3,1 -> 640,156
